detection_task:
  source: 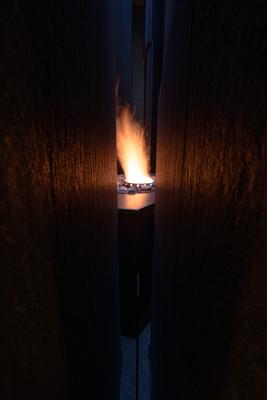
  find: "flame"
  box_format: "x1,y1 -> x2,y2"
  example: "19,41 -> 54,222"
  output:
116,105 -> 152,184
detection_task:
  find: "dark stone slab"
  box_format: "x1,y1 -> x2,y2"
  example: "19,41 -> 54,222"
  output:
118,194 -> 154,337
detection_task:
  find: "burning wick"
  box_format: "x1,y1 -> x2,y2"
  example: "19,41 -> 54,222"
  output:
116,105 -> 153,184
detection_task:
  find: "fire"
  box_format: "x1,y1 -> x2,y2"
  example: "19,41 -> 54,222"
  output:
116,105 -> 153,184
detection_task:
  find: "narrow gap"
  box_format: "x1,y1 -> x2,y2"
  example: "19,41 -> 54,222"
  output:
118,2 -> 154,400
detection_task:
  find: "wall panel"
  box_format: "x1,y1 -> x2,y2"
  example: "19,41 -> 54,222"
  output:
0,1 -> 119,399
153,1 -> 267,399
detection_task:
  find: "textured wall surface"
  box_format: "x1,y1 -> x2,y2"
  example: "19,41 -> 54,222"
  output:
152,1 -> 267,399
0,1 -> 119,399
150,0 -> 165,172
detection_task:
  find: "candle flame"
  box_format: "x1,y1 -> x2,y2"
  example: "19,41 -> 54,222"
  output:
116,105 -> 152,184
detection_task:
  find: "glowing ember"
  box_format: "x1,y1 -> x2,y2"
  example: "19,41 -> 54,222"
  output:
116,105 -> 153,184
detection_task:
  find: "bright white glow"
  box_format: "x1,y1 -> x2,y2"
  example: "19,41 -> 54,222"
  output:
116,105 -> 153,184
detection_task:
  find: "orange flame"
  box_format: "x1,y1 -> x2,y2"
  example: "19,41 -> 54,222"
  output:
116,105 -> 152,184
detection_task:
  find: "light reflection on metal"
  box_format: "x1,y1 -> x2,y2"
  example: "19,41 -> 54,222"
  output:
117,174 -> 156,194
117,191 -> 155,210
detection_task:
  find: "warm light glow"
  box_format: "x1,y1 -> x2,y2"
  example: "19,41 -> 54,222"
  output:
116,105 -> 153,184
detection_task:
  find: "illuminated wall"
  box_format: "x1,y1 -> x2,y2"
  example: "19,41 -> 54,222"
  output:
153,1 -> 267,399
1,1 -> 119,399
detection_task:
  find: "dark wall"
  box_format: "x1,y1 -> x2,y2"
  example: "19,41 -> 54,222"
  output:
150,0 -> 165,172
115,0 -> 132,104
152,1 -> 267,399
132,5 -> 145,122
0,1 -> 119,399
